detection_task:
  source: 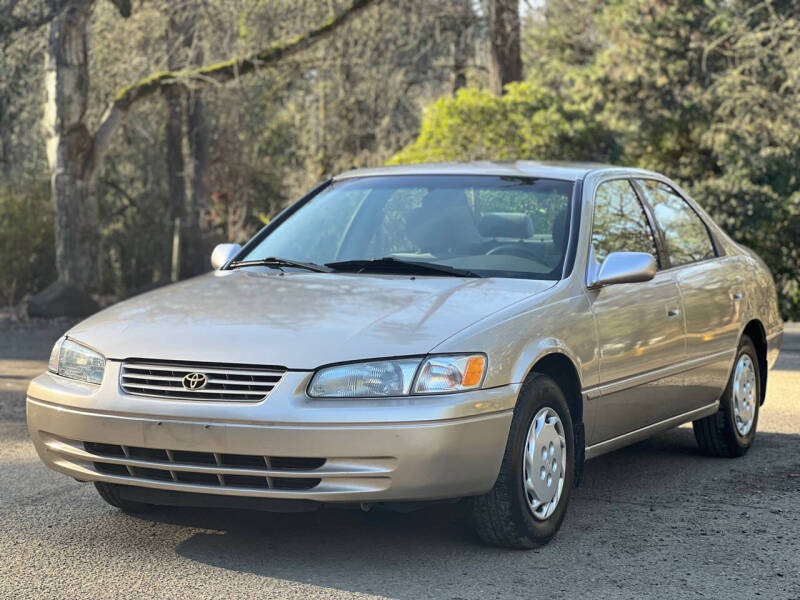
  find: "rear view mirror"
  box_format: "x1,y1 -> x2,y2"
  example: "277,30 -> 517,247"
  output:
588,251 -> 656,288
211,243 -> 242,270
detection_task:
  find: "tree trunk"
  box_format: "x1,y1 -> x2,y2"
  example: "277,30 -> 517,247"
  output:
164,87 -> 185,282
186,91 -> 209,275
179,3 -> 210,277
452,33 -> 467,94
43,0 -> 98,289
488,0 -> 522,95
164,5 -> 190,281
451,0 -> 474,95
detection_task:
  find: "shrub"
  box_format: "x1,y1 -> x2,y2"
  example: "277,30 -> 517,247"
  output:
389,84 -> 620,165
0,182 -> 56,306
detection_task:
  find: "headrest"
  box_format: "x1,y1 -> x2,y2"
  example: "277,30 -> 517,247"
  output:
478,212 -> 534,239
405,189 -> 482,253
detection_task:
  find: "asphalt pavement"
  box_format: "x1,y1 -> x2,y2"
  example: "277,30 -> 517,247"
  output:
1,320 -> 798,599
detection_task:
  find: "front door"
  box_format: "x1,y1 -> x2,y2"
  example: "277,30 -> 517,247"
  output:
586,179 -> 687,445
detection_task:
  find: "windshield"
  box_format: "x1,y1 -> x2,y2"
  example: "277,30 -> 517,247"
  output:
239,175 -> 574,280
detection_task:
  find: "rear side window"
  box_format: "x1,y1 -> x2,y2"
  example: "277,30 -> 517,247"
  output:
637,180 -> 715,267
591,179 -> 658,262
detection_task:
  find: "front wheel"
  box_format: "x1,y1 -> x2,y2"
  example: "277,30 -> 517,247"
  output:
469,373 -> 574,548
693,335 -> 761,457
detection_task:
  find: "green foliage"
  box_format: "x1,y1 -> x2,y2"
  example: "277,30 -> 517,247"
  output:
392,0 -> 800,318
0,183 -> 56,306
389,84 -> 620,164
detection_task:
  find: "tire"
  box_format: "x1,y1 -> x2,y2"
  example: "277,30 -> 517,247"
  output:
693,335 -> 761,458
468,373 -> 575,549
94,482 -> 155,513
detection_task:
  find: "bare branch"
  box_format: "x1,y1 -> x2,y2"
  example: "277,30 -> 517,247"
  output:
114,0 -> 380,110
0,0 -> 69,38
85,0 -> 382,182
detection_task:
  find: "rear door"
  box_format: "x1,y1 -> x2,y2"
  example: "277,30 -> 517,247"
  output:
586,179 -> 687,445
634,179 -> 741,407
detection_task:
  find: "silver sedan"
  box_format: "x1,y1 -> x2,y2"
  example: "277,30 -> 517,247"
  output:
27,162 -> 783,548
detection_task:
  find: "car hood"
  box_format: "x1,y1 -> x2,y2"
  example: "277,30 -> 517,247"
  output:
68,270 -> 555,368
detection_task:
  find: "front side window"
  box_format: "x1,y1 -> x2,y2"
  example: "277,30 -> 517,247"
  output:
591,179 -> 658,262
240,175 -> 574,280
636,180 -> 715,267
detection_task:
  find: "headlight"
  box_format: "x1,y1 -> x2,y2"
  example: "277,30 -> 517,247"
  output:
48,337 -> 105,385
308,359 -> 420,398
413,354 -> 486,394
307,354 -> 486,398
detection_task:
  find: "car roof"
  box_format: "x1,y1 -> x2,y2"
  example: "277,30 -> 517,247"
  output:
333,161 -> 626,182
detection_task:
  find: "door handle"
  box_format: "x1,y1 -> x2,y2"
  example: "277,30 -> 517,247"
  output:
667,306 -> 681,318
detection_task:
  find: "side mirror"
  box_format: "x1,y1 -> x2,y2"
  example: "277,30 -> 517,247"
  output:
588,251 -> 656,288
211,243 -> 242,270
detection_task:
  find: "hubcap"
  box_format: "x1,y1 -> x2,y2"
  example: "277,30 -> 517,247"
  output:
523,407 -> 567,520
732,354 -> 757,436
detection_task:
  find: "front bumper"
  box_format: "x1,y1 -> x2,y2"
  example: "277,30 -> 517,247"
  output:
26,363 -> 517,503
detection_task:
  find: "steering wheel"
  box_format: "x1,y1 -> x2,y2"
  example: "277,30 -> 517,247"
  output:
485,244 -> 540,260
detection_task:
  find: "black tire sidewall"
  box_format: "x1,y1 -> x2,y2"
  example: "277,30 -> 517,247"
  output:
95,482 -> 153,512
505,374 -> 575,543
725,336 -> 761,449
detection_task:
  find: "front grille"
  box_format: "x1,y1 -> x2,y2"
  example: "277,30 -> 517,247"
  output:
120,361 -> 284,402
83,442 -> 323,491
41,433 -> 394,497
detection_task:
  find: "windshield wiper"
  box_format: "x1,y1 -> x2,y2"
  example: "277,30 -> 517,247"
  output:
228,257 -> 332,273
325,257 -> 482,278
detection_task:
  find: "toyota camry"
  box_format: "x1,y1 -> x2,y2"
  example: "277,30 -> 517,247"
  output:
27,162 -> 783,548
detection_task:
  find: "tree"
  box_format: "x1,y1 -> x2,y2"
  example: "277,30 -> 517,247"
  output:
1,0 -> 485,306
393,0 -> 800,318
488,0 -> 522,94
44,0 -> 112,289
163,8 -> 187,283
40,0 -> 381,296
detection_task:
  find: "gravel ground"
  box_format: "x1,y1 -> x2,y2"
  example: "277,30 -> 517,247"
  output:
1,321 -> 798,600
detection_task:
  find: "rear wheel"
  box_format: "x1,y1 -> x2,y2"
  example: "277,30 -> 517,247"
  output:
94,482 -> 155,513
469,373 -> 575,548
693,335 -> 761,457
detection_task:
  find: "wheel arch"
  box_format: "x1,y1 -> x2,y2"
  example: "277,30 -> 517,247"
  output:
742,319 -> 768,404
526,351 -> 585,486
